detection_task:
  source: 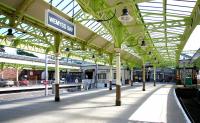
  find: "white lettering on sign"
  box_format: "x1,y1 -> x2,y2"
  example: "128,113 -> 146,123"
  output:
67,25 -> 73,32
49,16 -> 67,30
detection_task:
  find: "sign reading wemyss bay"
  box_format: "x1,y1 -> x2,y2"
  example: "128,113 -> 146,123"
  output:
45,9 -> 76,37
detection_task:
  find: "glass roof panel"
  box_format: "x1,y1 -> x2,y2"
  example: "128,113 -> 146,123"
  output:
166,16 -> 184,20
167,29 -> 184,34
44,0 -> 112,41
167,0 -> 196,8
143,19 -> 162,23
166,9 -> 191,16
140,10 -> 163,14
182,25 -> 200,56
143,16 -> 163,21
138,2 -> 162,7
138,6 -> 163,11
167,5 -> 193,13
137,0 -> 197,63
167,43 -> 176,47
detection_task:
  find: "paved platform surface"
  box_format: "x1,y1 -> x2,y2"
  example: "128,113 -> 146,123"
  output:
0,84 -> 81,93
0,83 -> 186,123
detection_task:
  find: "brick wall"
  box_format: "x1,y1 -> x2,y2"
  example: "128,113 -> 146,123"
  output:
0,68 -> 22,81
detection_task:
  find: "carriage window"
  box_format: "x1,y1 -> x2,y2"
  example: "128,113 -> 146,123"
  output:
114,73 -> 116,79
98,73 -> 106,79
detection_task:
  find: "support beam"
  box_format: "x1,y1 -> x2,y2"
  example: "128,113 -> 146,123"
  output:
95,63 -> 98,88
85,33 -> 98,44
109,53 -> 113,90
115,48 -> 121,106
10,0 -> 35,27
45,54 -> 48,96
142,63 -> 146,91
101,42 -> 112,49
163,0 -> 169,58
131,68 -> 133,86
55,53 -> 60,101
0,4 -> 140,65
109,65 -> 112,90
0,62 -> 5,79
1,71 -> 3,79
145,19 -> 187,29
54,34 -> 61,102
183,56 -> 186,87
16,68 -> 19,86
154,66 -> 156,86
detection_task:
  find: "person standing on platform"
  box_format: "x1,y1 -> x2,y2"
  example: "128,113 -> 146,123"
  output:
75,78 -> 79,91
75,78 -> 78,84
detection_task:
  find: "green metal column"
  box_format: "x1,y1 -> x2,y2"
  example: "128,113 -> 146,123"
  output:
109,65 -> 113,90
154,66 -> 156,86
109,54 -> 113,90
16,68 -> 19,86
0,63 -> 5,79
54,34 -> 61,102
131,69 -> 133,86
45,54 -> 48,96
115,48 -> 121,106
55,53 -> 60,101
142,63 -> 146,91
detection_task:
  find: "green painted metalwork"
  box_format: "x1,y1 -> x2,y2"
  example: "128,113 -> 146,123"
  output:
77,0 -> 199,66
0,1 -> 141,66
0,0 -> 199,68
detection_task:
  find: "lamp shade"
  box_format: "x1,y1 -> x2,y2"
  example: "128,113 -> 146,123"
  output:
148,51 -> 151,55
118,8 -> 133,23
65,48 -> 70,52
7,28 -> 13,36
6,28 -> 14,41
141,40 -> 146,47
92,54 -> 95,59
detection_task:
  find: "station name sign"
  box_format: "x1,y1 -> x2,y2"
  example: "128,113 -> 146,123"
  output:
45,9 -> 76,37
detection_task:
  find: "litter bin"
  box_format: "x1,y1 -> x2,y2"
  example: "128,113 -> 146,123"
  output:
185,77 -> 192,85
52,83 -> 55,94
104,83 -> 107,87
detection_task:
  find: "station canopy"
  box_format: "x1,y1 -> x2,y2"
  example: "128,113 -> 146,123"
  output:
0,0 -> 199,68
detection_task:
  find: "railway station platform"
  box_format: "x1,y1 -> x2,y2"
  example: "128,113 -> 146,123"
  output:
0,84 -> 82,94
0,0 -> 200,123
0,83 -> 187,123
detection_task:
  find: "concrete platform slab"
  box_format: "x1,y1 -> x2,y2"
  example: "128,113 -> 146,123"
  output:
0,83 -> 186,123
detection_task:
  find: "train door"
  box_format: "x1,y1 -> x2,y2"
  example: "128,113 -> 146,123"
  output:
85,69 -> 94,79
